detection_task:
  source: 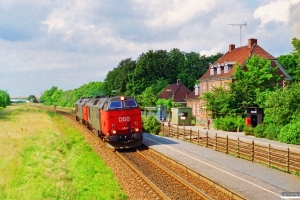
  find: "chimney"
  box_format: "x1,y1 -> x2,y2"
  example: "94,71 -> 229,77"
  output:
229,44 -> 235,52
177,79 -> 181,85
248,38 -> 257,48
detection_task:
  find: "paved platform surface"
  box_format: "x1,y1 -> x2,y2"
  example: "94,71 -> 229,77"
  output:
142,132 -> 300,200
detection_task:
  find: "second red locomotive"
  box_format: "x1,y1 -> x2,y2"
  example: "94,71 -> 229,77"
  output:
75,95 -> 143,149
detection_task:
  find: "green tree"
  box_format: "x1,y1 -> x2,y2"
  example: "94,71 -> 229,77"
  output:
135,87 -> 157,110
262,82 -> 300,126
150,78 -> 169,95
40,86 -> 59,105
142,116 -> 161,135
27,95 -> 38,103
230,55 -> 281,108
201,87 -> 233,118
103,58 -> 136,95
277,37 -> 300,82
0,90 -> 10,108
73,82 -> 105,100
178,52 -> 223,90
277,54 -> 299,82
126,50 -> 175,96
58,90 -> 74,107
51,89 -> 63,106
156,98 -> 173,112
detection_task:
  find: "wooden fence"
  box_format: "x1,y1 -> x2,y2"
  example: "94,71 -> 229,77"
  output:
160,124 -> 300,174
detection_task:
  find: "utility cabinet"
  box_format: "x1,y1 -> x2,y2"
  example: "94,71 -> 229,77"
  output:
171,107 -> 192,125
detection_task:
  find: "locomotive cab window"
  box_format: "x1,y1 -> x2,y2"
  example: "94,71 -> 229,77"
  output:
124,100 -> 137,107
93,100 -> 99,105
109,101 -> 122,109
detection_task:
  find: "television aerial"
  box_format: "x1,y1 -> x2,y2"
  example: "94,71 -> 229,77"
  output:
227,23 -> 247,46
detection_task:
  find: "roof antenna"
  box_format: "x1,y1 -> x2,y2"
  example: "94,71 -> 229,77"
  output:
227,23 -> 247,47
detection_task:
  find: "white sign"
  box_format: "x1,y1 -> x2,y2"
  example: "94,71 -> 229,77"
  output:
251,111 -> 257,113
181,116 -> 186,120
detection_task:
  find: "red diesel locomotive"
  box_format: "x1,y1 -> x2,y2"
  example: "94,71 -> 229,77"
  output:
75,96 -> 143,149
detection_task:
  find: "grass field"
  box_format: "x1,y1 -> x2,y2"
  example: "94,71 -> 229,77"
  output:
0,105 -> 127,200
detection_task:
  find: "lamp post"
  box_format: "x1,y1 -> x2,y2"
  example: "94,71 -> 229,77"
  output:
166,89 -> 174,122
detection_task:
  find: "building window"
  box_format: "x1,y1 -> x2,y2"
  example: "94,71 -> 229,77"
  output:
202,84 -> 206,92
217,67 -> 221,74
210,67 -> 214,75
224,65 -> 228,73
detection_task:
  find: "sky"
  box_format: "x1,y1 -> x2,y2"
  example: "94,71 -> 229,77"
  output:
1,0 -> 300,97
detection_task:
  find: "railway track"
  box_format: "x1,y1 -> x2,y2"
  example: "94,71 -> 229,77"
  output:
29,104 -> 242,199
117,147 -> 214,199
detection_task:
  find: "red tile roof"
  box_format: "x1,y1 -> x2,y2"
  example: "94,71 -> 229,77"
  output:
158,83 -> 192,103
199,41 -> 276,81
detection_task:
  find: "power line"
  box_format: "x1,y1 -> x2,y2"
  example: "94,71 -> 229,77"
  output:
227,23 -> 247,46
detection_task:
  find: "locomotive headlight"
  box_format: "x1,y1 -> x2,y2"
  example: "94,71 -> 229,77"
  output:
112,130 -> 117,134
134,128 -> 139,132
120,96 -> 125,101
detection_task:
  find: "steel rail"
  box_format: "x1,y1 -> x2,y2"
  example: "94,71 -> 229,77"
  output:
136,149 -> 214,200
116,150 -> 169,200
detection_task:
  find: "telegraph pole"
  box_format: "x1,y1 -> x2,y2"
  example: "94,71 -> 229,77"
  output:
227,23 -> 247,46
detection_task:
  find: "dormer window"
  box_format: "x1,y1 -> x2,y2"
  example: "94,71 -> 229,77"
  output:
224,62 -> 228,73
194,85 -> 199,95
210,64 -> 214,75
217,66 -> 221,74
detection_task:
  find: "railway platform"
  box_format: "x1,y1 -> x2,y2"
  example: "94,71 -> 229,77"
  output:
163,122 -> 300,154
142,132 -> 300,200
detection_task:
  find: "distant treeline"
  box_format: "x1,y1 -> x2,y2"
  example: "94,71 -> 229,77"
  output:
39,48 -> 223,108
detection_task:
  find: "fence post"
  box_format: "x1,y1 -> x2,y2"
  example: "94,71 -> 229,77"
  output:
226,135 -> 228,154
206,131 -> 208,147
237,138 -> 240,158
268,144 -> 271,168
190,129 -> 192,142
286,148 -> 290,173
183,126 -> 185,141
168,125 -> 170,137
251,140 -> 254,162
215,133 -> 217,150
162,123 -> 164,135
198,130 -> 200,145
177,125 -> 179,139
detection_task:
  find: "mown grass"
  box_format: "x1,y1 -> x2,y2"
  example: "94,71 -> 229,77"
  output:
0,106 -> 127,200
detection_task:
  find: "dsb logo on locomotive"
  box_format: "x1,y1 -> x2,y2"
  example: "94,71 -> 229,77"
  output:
119,116 -> 130,122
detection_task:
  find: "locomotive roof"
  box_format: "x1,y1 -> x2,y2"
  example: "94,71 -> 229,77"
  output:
85,96 -> 138,109
75,98 -> 90,105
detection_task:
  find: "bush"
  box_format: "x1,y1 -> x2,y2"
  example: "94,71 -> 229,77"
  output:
243,125 -> 254,135
142,116 -> 161,135
264,123 -> 281,140
254,123 -> 265,138
213,116 -> 244,131
278,122 -> 300,144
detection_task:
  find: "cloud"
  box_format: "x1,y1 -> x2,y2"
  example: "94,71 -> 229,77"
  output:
253,0 -> 300,27
0,0 -> 297,96
133,0 -> 216,28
